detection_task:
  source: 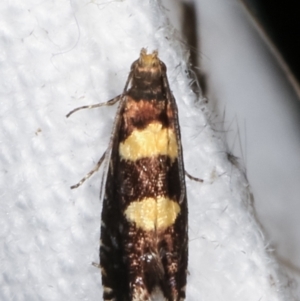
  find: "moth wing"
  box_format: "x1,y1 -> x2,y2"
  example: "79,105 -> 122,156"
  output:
100,95 -> 130,301
161,73 -> 188,301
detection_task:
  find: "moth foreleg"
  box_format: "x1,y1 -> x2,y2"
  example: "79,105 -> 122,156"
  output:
66,96 -> 120,118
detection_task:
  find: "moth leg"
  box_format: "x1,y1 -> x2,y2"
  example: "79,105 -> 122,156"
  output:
92,262 -> 100,269
185,170 -> 203,183
66,95 -> 120,118
71,151 -> 106,189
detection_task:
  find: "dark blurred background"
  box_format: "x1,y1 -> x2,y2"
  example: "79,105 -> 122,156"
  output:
246,0 -> 300,83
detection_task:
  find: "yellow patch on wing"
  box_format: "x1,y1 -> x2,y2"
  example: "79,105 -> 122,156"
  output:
119,122 -> 178,161
124,197 -> 181,231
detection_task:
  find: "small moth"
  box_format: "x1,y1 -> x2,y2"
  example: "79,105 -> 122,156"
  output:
67,49 -> 188,301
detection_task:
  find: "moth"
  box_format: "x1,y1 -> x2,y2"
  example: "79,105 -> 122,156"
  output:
67,49 -> 188,301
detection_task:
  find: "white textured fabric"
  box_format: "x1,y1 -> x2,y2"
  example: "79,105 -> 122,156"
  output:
0,0 -> 295,300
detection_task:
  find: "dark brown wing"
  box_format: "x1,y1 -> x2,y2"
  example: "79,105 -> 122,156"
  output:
100,95 -> 131,301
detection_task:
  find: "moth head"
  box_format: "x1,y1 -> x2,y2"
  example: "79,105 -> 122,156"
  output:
131,48 -> 166,80
138,48 -> 160,68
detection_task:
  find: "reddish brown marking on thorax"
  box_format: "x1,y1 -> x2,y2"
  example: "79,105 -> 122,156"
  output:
121,96 -> 175,140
